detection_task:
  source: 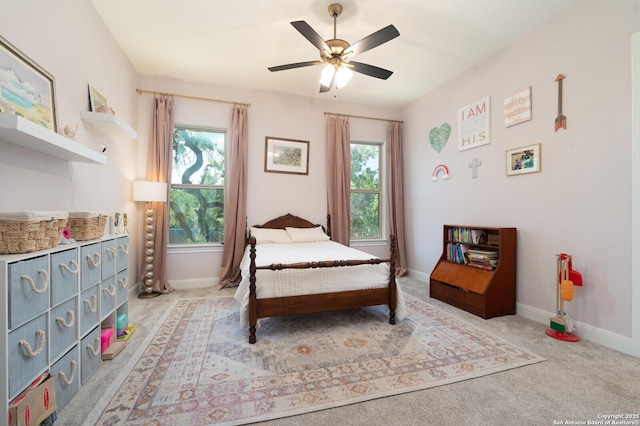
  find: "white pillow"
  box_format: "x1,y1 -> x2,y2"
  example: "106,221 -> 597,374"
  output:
250,227 -> 291,244
285,226 -> 330,243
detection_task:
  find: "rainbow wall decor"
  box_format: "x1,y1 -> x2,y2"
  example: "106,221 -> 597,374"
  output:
431,164 -> 450,182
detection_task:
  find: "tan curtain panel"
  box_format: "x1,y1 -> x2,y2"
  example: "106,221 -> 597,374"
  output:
218,105 -> 249,289
326,115 -> 351,245
146,95 -> 175,294
387,121 -> 408,276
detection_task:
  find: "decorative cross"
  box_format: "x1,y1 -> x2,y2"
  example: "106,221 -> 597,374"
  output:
468,158 -> 481,179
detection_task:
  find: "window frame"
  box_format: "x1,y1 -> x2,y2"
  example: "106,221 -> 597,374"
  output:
168,124 -> 228,251
349,140 -> 386,244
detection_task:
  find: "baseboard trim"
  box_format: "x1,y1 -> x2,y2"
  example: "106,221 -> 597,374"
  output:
516,302 -> 633,356
169,277 -> 218,290
131,278 -> 218,295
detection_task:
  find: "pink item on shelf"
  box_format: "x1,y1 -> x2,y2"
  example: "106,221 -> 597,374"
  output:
101,327 -> 114,353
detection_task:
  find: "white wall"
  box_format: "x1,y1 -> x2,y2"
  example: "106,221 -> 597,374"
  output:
0,1 -> 140,287
136,75 -> 401,286
402,0 -> 639,347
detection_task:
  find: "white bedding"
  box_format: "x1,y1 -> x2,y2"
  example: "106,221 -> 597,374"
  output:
234,240 -> 407,328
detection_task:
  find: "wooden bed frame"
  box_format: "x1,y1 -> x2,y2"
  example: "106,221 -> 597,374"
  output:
247,213 -> 397,344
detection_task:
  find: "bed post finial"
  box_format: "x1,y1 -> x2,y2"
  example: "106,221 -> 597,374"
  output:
326,214 -> 332,238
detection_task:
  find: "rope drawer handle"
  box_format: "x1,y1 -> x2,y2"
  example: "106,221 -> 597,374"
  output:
118,277 -> 129,288
103,284 -> 116,297
58,360 -> 77,386
106,247 -> 118,258
21,269 -> 49,294
59,260 -> 80,274
19,329 -> 45,358
56,310 -> 75,328
86,253 -> 101,268
84,295 -> 97,313
87,337 -> 101,356
119,244 -> 129,255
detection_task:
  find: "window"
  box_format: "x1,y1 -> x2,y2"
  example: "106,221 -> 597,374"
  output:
350,142 -> 382,240
169,126 -> 226,245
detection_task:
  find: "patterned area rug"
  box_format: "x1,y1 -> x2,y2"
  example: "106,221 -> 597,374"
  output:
87,294 -> 544,425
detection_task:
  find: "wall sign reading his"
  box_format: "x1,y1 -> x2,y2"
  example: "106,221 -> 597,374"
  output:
458,96 -> 490,151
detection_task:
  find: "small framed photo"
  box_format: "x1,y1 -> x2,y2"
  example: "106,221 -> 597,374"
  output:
0,35 -> 58,132
264,136 -> 309,175
506,143 -> 541,176
88,84 -> 110,113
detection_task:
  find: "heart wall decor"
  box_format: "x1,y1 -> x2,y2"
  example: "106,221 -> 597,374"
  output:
429,123 -> 451,153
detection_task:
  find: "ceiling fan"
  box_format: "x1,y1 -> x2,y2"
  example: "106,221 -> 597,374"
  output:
268,3 -> 400,93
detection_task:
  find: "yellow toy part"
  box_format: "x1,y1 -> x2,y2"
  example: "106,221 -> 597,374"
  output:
561,279 -> 575,301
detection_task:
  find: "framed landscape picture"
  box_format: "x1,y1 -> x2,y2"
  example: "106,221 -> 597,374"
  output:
0,35 -> 57,132
264,136 -> 309,175
506,143 -> 541,176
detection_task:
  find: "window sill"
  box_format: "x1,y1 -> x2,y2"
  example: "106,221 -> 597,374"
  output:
168,244 -> 224,254
349,239 -> 388,247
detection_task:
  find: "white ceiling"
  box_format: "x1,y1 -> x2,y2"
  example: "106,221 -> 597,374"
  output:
91,0 -> 579,108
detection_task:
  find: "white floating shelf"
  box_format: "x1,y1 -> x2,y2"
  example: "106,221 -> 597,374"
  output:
0,113 -> 107,164
81,111 -> 137,139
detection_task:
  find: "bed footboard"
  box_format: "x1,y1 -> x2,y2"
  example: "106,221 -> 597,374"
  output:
248,235 -> 397,344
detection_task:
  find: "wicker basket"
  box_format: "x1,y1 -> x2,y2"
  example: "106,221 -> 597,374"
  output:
67,213 -> 107,241
0,212 -> 68,254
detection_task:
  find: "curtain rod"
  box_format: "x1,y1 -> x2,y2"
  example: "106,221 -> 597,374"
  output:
324,111 -> 403,124
136,88 -> 251,107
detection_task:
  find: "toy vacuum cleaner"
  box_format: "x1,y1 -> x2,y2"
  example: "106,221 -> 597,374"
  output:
546,253 -> 583,342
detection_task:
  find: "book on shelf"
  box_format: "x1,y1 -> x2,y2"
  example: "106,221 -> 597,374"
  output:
446,242 -> 469,264
466,248 -> 499,270
468,248 -> 498,259
448,227 -> 488,245
468,262 -> 496,271
471,229 -> 487,244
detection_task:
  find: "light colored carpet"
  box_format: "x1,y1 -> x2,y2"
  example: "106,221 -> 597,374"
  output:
57,277 -> 640,426
84,293 -> 543,425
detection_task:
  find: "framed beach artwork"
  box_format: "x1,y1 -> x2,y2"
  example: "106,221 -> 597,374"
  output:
264,136 -> 309,175
458,96 -> 490,151
506,143 -> 541,176
0,35 -> 58,132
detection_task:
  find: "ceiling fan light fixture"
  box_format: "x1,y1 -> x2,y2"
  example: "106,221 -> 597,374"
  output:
268,3 -> 399,92
319,64 -> 336,87
335,65 -> 353,88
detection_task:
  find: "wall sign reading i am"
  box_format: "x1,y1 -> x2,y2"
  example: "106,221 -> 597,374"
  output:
458,96 -> 490,151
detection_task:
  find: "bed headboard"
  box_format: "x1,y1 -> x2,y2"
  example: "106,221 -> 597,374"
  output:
254,213 -> 326,232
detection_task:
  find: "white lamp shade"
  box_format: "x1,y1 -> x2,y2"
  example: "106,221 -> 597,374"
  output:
132,181 -> 168,202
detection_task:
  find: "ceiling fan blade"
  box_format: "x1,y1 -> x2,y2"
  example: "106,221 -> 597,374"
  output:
344,25 -> 400,57
349,61 -> 394,80
291,21 -> 331,54
268,60 -> 321,72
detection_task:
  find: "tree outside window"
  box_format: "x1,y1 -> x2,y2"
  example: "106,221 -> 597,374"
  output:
350,142 -> 381,239
169,127 -> 225,244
